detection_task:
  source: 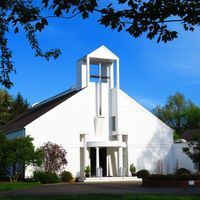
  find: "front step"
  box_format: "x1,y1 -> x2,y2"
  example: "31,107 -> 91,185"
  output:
83,177 -> 142,182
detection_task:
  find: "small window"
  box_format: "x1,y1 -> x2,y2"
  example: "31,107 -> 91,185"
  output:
112,116 -> 116,131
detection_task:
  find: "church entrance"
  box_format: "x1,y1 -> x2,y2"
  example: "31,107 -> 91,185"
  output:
90,147 -> 107,177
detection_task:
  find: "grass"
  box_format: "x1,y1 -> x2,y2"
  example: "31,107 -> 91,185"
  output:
0,194 -> 200,200
0,182 -> 41,191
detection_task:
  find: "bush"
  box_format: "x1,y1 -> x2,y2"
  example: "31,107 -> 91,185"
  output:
39,142 -> 67,173
136,169 -> 150,178
60,171 -> 73,182
146,174 -> 176,180
176,168 -> 191,175
145,173 -> 200,181
25,178 -> 34,182
84,166 -> 90,177
129,164 -> 136,176
176,173 -> 200,180
176,173 -> 191,180
33,171 -> 60,184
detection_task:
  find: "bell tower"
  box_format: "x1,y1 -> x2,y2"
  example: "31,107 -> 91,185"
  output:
77,46 -> 124,176
76,45 -> 119,90
76,45 -> 120,137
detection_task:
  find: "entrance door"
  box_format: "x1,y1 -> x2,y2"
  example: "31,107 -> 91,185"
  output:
90,148 -> 96,177
100,148 -> 107,177
90,147 -> 107,177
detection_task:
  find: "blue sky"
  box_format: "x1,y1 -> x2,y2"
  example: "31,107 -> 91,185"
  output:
6,11 -> 200,110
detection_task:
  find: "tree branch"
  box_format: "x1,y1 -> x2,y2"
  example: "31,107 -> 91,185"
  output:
94,8 -> 184,24
30,12 -> 81,22
44,12 -> 81,20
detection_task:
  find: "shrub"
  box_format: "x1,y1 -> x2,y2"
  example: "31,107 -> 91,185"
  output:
25,178 -> 34,182
84,166 -> 90,177
129,164 -> 136,176
60,171 -> 73,182
146,173 -> 200,181
146,174 -> 175,180
33,171 -> 60,184
39,142 -> 67,173
195,172 -> 200,179
176,173 -> 200,180
136,169 -> 150,178
176,173 -> 191,180
176,168 -> 191,175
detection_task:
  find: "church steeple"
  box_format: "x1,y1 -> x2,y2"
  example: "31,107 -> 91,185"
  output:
76,45 -> 119,90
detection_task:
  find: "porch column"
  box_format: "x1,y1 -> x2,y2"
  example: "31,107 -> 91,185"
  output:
96,147 -> 100,176
118,147 -> 123,176
83,134 -> 87,169
117,134 -> 123,176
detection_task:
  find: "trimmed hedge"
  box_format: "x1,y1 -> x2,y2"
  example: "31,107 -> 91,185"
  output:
145,173 -> 200,181
33,171 -> 61,184
136,169 -> 150,178
176,168 -> 191,175
60,171 -> 73,182
146,174 -> 175,180
177,173 -> 200,180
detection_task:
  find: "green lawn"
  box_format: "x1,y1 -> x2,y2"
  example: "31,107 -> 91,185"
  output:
0,194 -> 200,200
0,182 -> 41,191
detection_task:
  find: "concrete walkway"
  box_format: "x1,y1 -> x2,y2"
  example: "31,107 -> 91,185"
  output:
1,181 -> 200,197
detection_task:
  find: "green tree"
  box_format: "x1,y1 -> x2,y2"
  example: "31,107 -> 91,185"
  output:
0,89 -> 29,127
153,92 -> 187,136
1,0 -> 200,88
0,134 -> 43,182
153,92 -> 200,137
39,142 -> 67,173
0,133 -> 8,177
0,90 -> 13,126
184,104 -> 200,130
183,132 -> 200,171
10,92 -> 29,120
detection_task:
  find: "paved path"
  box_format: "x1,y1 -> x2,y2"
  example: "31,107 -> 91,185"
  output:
1,181 -> 200,197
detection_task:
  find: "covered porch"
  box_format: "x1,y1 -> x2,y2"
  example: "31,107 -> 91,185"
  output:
80,140 -> 128,177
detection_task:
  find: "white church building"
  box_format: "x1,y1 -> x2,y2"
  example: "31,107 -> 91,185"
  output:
2,46 -> 195,178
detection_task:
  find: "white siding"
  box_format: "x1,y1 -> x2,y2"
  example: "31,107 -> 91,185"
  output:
117,89 -> 175,174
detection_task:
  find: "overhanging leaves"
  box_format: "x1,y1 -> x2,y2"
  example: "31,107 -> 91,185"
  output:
1,0 -> 200,88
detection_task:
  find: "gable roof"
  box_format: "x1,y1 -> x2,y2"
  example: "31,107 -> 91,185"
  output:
88,45 -> 119,60
78,45 -> 119,62
1,89 -> 81,134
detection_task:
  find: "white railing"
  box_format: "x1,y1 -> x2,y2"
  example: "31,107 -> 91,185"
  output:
96,167 -> 103,178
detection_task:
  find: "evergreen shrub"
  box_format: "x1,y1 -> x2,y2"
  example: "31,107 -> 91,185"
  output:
176,168 -> 191,175
33,171 -> 60,184
136,169 -> 150,178
60,171 -> 73,182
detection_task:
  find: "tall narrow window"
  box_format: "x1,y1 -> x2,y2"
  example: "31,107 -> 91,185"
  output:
112,116 -> 116,131
90,63 -> 110,116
